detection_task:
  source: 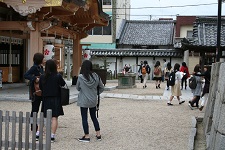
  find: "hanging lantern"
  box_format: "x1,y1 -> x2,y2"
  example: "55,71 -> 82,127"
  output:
44,43 -> 55,61
83,47 -> 91,60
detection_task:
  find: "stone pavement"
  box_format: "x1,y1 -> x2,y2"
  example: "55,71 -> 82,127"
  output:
0,80 -> 193,102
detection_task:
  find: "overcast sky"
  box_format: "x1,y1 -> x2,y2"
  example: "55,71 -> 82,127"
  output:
130,0 -> 225,20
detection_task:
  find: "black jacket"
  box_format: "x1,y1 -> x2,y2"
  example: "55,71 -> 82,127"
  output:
24,64 -> 44,99
39,73 -> 66,97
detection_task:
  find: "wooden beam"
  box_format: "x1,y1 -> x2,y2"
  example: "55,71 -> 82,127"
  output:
39,7 -> 74,16
47,26 -> 77,38
0,31 -> 28,39
0,21 -> 29,31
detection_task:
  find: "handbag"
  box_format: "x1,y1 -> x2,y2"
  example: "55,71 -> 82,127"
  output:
34,82 -> 42,96
60,84 -> 70,106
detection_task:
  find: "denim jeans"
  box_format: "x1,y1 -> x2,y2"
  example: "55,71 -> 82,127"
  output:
80,107 -> 100,134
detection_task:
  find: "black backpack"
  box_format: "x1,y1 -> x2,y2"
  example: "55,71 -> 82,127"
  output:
168,72 -> 175,86
189,76 -> 197,89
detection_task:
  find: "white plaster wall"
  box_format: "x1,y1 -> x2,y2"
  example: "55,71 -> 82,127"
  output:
121,57 -> 136,72
189,56 -> 199,72
180,26 -> 193,38
91,56 -> 183,78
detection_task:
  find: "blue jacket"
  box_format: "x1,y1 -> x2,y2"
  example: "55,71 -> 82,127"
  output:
24,64 -> 44,99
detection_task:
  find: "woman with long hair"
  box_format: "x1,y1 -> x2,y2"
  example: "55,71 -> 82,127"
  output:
180,62 -> 190,90
153,61 -> 162,89
39,59 -> 65,142
142,60 -> 151,88
199,66 -> 211,111
76,60 -> 104,142
167,63 -> 185,105
164,62 -> 173,90
188,64 -> 204,110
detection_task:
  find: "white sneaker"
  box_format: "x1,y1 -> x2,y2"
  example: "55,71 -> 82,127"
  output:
188,104 -> 193,110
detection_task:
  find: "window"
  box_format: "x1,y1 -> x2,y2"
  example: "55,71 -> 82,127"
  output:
102,0 -> 111,5
93,26 -> 102,35
88,20 -> 112,35
87,29 -> 92,35
187,31 -> 193,38
103,20 -> 111,35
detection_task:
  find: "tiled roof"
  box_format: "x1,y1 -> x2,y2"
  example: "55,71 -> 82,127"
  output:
90,49 -> 183,57
118,20 -> 175,45
190,16 -> 225,47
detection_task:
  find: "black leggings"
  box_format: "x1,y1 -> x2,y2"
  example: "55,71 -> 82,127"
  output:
80,107 -> 100,135
30,96 -> 43,131
190,96 -> 200,107
181,77 -> 187,89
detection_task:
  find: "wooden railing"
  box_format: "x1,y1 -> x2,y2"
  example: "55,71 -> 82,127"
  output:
0,110 -> 52,150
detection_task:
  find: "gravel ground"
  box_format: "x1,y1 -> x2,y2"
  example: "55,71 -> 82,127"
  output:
0,81 -> 204,150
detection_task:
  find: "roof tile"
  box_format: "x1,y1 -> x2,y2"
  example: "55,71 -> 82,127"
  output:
119,20 -> 175,45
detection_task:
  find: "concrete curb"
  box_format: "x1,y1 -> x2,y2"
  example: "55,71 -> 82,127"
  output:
188,116 -> 197,150
188,116 -> 204,150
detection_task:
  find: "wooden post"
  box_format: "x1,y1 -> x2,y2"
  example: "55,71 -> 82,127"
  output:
25,112 -> 30,150
11,111 -> 16,149
38,112 -> 44,150
29,22 -> 41,68
46,110 -> 52,150
32,112 -> 37,150
18,112 -> 23,150
5,111 -> 9,150
0,110 -> 2,148
72,34 -> 82,77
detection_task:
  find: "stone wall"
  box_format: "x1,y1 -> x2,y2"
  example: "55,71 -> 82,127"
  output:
203,62 -> 225,150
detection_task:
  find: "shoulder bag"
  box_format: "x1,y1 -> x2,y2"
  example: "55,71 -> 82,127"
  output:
60,83 -> 70,106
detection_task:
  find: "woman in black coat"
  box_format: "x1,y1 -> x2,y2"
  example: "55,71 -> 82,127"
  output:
24,53 -> 44,133
39,59 -> 66,142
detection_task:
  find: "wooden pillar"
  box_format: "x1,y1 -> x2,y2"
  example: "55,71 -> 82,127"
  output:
29,22 -> 41,68
72,34 -> 82,77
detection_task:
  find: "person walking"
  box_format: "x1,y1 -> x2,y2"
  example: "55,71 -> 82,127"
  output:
188,64 -> 204,110
142,60 -> 151,89
153,61 -> 162,89
164,62 -> 173,90
167,63 -> 185,106
198,66 -> 211,111
76,60 -> 104,142
138,61 -> 144,83
39,59 -> 65,142
24,52 -> 44,132
180,62 -> 190,90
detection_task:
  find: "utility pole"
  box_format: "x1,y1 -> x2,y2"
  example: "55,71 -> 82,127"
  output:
216,0 -> 222,62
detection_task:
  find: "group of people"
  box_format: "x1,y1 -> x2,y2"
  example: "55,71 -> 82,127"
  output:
24,53 -> 104,143
188,65 -> 211,111
138,59 -> 210,111
166,63 -> 211,112
138,59 -> 171,89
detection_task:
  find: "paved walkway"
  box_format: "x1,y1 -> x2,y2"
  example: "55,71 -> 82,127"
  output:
0,80 -> 193,102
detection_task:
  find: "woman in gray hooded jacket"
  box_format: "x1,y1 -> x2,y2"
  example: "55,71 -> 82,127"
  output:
76,60 -> 104,142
